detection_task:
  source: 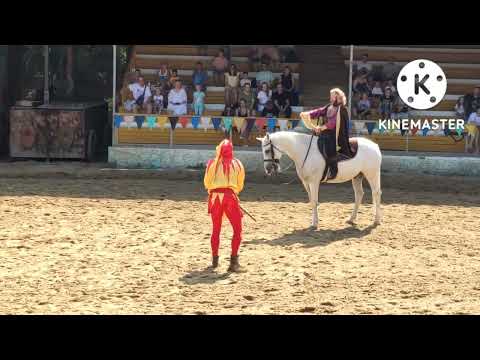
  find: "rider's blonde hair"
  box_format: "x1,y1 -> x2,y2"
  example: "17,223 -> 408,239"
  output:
330,88 -> 347,106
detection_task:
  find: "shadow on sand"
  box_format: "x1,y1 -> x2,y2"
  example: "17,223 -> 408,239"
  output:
179,268 -> 232,285
249,223 -> 379,249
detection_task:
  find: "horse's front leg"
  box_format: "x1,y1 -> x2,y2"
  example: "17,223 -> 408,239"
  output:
308,179 -> 320,229
301,178 -> 311,203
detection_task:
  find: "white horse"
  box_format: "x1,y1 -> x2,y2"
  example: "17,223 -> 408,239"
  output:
257,131 -> 383,228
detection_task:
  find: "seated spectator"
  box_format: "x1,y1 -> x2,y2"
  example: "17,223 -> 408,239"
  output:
356,93 -> 371,120
239,82 -> 255,116
261,100 -> 276,118
212,49 -> 229,86
257,82 -> 272,114
357,54 -> 372,75
225,64 -> 240,108
192,62 -> 208,91
464,86 -> 480,120
121,85 -> 137,113
222,105 -> 235,117
152,88 -> 164,114
455,96 -> 465,119
272,83 -> 292,118
193,84 -> 205,116
467,107 -> 480,127
382,59 -> 399,82
157,64 -> 170,88
354,75 -> 371,95
386,80 -> 397,94
240,72 -> 251,88
169,69 -> 180,89
392,96 -> 409,120
168,80 -> 188,116
467,108 -> 480,154
256,63 -> 274,89
371,81 -> 384,98
236,99 -> 252,117
379,88 -> 395,120
129,76 -> 152,114
134,69 -> 142,81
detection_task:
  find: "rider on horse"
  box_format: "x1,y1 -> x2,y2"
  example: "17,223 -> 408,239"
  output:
300,88 -> 353,180
204,139 -> 246,272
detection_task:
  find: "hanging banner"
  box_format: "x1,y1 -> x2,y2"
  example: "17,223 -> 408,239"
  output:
191,116 -> 200,129
255,118 -> 266,130
134,116 -> 145,129
212,118 -> 222,130
223,117 -> 233,132
114,115 -> 123,128
179,117 -> 189,128
422,127 -> 430,136
201,117 -> 210,131
156,116 -> 168,130
267,118 -> 277,133
366,122 -> 376,135
169,117 -> 179,130
233,117 -> 244,131
278,119 -> 288,131
124,115 -> 135,128
291,120 -> 300,129
146,116 -> 157,129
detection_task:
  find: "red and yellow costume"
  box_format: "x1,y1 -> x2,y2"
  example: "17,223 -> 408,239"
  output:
204,140 -> 245,258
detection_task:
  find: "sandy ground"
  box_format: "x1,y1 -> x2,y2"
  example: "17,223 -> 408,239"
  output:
0,173 -> 479,315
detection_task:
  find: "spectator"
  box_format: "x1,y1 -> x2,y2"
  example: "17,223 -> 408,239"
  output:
129,76 -> 152,114
392,96 -> 409,120
224,64 -> 240,108
193,84 -> 205,116
169,69 -> 180,89
379,87 -> 395,119
354,75 -> 371,95
236,99 -> 251,117
121,85 -> 136,113
152,88 -> 164,114
257,82 -> 272,114
134,69 -> 142,81
386,80 -> 397,94
281,66 -> 296,104
357,54 -> 372,75
222,105 -> 235,117
356,93 -> 371,120
351,92 -> 360,119
272,83 -> 292,118
467,108 -> 480,153
455,96 -> 465,119
239,82 -> 255,116
464,86 -> 480,119
382,59 -> 399,82
212,49 -> 229,86
256,63 -> 274,89
261,100 -> 276,118
192,62 -> 208,91
157,64 -> 170,87
371,81 -> 384,98
168,80 -> 188,116
240,72 -> 251,88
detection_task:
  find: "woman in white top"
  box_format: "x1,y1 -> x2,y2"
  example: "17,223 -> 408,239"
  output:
224,64 -> 240,108
257,82 -> 272,113
168,80 -> 188,116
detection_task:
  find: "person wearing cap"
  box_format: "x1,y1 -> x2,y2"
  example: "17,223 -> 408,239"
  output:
204,140 -> 246,272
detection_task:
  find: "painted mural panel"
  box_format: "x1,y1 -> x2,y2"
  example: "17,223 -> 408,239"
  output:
9,108 -> 85,158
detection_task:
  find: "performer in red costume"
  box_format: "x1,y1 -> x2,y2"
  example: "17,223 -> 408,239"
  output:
204,139 -> 246,272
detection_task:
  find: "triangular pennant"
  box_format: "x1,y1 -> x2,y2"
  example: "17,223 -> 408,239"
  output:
212,118 -> 222,131
146,116 -> 157,129
255,118 -> 266,130
169,117 -> 179,130
135,116 -> 145,129
466,123 -> 478,136
191,116 -> 200,129
443,127 -> 450,136
366,122 -> 376,135
291,120 -> 300,129
456,126 -> 463,136
410,127 -> 419,136
233,117 -> 244,130
241,118 -> 256,138
179,117 -> 189,128
422,127 -> 429,136
114,115 -> 123,128
201,117 -> 210,131
278,119 -> 288,131
223,117 -> 233,132
267,118 -> 277,133
156,116 -> 168,130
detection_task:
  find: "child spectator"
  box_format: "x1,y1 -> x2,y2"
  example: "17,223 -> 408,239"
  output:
455,96 -> 465,119
121,85 -> 137,113
157,64 -> 170,87
371,81 -> 384,97
261,100 -> 276,118
169,69 -> 180,89
152,88 -> 164,114
224,64 -> 240,108
240,72 -> 251,88
212,49 -> 229,86
193,84 -> 206,116
356,93 -> 371,120
257,82 -> 272,114
380,88 -> 395,120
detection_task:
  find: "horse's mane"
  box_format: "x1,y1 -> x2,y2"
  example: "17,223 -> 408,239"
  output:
287,127 -> 314,136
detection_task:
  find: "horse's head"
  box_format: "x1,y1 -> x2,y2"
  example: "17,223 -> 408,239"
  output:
257,133 -> 282,176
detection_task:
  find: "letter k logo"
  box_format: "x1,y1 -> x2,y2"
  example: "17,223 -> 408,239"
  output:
415,74 -> 430,95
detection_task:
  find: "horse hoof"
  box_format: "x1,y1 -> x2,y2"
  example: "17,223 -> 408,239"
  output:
346,219 -> 355,225
308,225 -> 317,231
374,220 -> 381,226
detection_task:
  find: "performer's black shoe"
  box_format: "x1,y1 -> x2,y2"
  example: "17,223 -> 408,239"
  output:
328,165 -> 338,180
227,256 -> 246,273
212,256 -> 219,269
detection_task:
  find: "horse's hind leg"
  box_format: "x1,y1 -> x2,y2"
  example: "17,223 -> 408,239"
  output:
348,173 -> 364,225
308,179 -> 320,228
365,171 -> 382,225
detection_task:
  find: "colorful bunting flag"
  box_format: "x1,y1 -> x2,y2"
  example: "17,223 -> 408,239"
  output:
456,126 -> 463,136
267,118 -> 277,133
466,123 -> 478,136
291,120 -> 300,129
114,115 -> 123,128
191,116 -> 200,129
169,117 -> 179,130
135,116 -> 145,129
278,119 -> 288,131
410,127 -> 419,136
223,117 -> 233,132
212,118 -> 222,130
201,117 -> 210,131
179,117 -> 189,128
233,117 -> 244,131
255,118 -> 266,130
156,116 -> 168,130
366,122 -> 376,135
146,116 -> 157,129
422,127 -> 429,136
242,118 -> 256,138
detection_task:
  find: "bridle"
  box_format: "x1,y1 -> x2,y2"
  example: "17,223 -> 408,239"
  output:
262,139 -> 283,165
